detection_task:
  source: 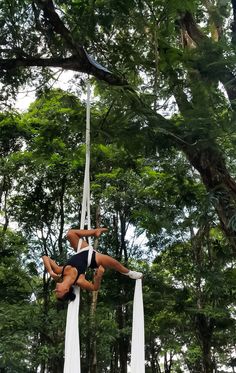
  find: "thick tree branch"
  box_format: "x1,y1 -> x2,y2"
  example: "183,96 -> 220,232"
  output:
181,143 -> 236,251
0,56 -> 125,85
35,0 -> 83,55
180,10 -> 236,103
33,0 -> 126,85
180,12 -> 207,46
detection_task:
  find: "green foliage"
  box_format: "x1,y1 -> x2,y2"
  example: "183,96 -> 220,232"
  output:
1,79 -> 236,371
0,228 -> 37,372
1,0 -> 236,369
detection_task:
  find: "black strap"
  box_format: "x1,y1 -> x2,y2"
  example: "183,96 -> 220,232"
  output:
61,265 -> 66,279
73,271 -> 80,285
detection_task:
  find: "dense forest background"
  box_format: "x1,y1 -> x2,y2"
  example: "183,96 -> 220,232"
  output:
1,1 -> 236,372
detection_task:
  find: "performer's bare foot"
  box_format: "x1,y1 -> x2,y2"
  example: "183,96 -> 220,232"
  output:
94,227 -> 108,238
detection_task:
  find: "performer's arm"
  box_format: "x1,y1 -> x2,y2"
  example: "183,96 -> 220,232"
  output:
42,256 -> 63,280
77,266 -> 104,291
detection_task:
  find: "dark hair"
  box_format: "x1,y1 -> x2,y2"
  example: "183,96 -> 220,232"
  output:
60,286 -> 76,302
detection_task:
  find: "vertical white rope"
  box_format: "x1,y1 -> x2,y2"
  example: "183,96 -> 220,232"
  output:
85,81 -> 92,246
131,279 -> 145,373
64,80 -> 91,373
80,80 -> 92,244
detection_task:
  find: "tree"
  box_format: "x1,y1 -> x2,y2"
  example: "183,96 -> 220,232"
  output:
0,89 -> 147,372
0,228 -> 38,372
1,82 -> 236,371
1,1 -> 236,250
0,111 -> 28,231
5,89 -> 91,372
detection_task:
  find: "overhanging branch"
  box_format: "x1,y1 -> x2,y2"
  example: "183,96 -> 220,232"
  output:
180,12 -> 207,46
32,0 -> 126,85
0,56 -> 126,85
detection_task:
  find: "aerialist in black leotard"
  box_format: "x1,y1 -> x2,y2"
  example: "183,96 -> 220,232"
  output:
42,228 -> 143,301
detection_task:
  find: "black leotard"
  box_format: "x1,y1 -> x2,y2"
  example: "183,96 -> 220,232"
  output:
67,250 -> 97,273
61,249 -> 98,283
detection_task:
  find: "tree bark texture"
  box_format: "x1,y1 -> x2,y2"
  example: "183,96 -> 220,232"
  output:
191,227 -> 215,373
183,144 -> 236,251
88,206 -> 101,373
0,0 -> 126,86
116,305 -> 129,373
195,314 -> 214,373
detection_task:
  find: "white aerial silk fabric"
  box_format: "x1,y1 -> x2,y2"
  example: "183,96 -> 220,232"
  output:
63,81 -> 145,372
64,81 -> 91,373
87,246 -> 93,267
131,279 -> 145,373
64,286 -> 81,372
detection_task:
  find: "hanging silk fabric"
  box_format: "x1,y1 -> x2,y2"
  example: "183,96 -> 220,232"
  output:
131,279 -> 145,373
64,81 -> 91,373
63,80 -> 145,373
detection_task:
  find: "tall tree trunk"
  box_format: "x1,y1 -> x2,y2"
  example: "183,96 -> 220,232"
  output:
191,225 -> 214,373
183,144 -> 236,251
148,338 -> 161,373
40,273 -> 64,373
195,314 -> 214,373
1,175 -> 10,233
112,213 -> 120,259
164,351 -> 173,373
116,304 -> 128,373
110,343 -> 119,373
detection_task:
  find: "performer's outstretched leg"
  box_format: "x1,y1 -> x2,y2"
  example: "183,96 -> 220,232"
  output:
96,253 -> 143,279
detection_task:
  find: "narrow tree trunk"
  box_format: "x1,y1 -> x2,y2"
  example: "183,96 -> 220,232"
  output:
113,213 -> 120,259
40,274 -> 64,373
89,291 -> 98,373
117,213 -> 129,373
202,345 -> 213,373
2,175 -> 10,232
110,343 -> 119,373
88,206 -> 101,373
149,339 -> 161,373
194,301 -> 214,373
116,305 -> 128,373
40,362 -> 45,373
164,351 -> 173,373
